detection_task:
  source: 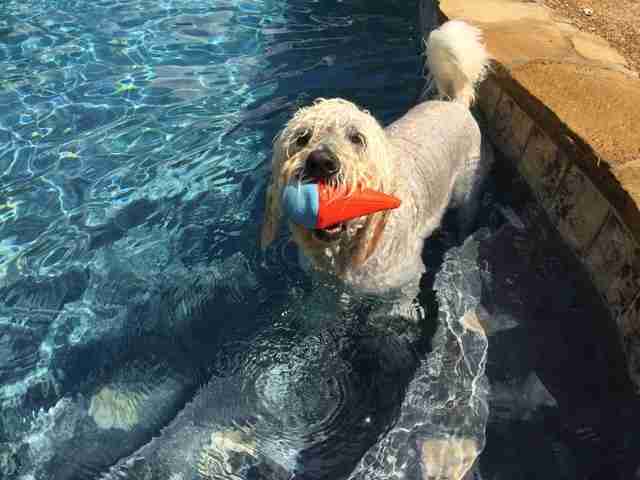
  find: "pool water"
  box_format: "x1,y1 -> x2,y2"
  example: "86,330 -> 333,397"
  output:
1,0 -> 638,479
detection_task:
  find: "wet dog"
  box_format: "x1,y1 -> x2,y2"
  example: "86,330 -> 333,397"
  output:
261,20 -> 493,298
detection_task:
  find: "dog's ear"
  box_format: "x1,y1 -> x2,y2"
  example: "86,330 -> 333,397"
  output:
260,180 -> 281,249
261,130 -> 290,249
349,211 -> 389,267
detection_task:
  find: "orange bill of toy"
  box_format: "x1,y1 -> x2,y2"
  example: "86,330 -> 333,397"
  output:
281,182 -> 401,229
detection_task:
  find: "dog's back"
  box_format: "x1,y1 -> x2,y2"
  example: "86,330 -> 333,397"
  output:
423,20 -> 493,233
383,20 -> 492,238
385,100 -> 481,227
339,20 -> 493,293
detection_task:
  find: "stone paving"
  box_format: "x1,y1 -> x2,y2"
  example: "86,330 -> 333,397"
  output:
542,0 -> 640,74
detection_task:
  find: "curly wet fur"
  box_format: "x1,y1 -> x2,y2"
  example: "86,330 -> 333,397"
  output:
262,20 -> 492,296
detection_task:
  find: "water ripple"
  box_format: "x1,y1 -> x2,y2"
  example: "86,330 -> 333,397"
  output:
0,0 -> 422,477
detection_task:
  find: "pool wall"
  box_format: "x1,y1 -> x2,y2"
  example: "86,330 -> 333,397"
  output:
419,0 -> 640,391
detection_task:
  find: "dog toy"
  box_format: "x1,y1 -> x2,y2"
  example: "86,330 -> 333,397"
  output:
281,182 -> 401,229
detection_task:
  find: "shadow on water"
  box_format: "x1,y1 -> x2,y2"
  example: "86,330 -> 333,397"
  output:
467,154 -> 639,479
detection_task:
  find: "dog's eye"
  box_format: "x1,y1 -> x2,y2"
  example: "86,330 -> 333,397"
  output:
348,132 -> 365,147
295,131 -> 312,148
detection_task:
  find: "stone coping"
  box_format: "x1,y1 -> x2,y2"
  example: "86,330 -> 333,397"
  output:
420,0 -> 640,392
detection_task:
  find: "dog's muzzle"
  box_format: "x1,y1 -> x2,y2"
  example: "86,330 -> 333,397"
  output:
303,145 -> 344,242
305,146 -> 340,179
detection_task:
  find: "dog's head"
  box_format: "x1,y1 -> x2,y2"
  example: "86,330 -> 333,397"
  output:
261,98 -> 395,272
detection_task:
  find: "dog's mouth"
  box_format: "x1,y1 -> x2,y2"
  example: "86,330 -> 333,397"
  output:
312,223 -> 346,242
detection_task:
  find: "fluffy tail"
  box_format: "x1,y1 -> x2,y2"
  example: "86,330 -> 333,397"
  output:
425,20 -> 490,107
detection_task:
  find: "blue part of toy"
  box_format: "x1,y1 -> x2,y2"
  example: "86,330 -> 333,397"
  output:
281,183 -> 319,229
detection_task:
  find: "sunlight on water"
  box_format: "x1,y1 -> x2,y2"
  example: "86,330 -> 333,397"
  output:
0,0 -> 428,478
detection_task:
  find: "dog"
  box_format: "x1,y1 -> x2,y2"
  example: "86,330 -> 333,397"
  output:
261,20 -> 493,298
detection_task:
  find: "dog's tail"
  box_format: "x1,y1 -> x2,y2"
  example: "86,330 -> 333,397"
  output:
425,20 -> 490,107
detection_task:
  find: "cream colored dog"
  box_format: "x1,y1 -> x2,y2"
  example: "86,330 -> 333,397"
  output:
261,20 -> 492,297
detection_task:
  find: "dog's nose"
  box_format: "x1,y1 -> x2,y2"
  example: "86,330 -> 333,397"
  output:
305,148 -> 340,179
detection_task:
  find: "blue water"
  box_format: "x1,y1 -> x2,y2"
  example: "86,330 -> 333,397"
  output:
0,1 -> 426,478
2,1 -> 639,479
0,0 -> 420,281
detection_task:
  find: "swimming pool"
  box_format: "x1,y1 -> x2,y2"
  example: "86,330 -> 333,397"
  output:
0,0 -> 637,479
